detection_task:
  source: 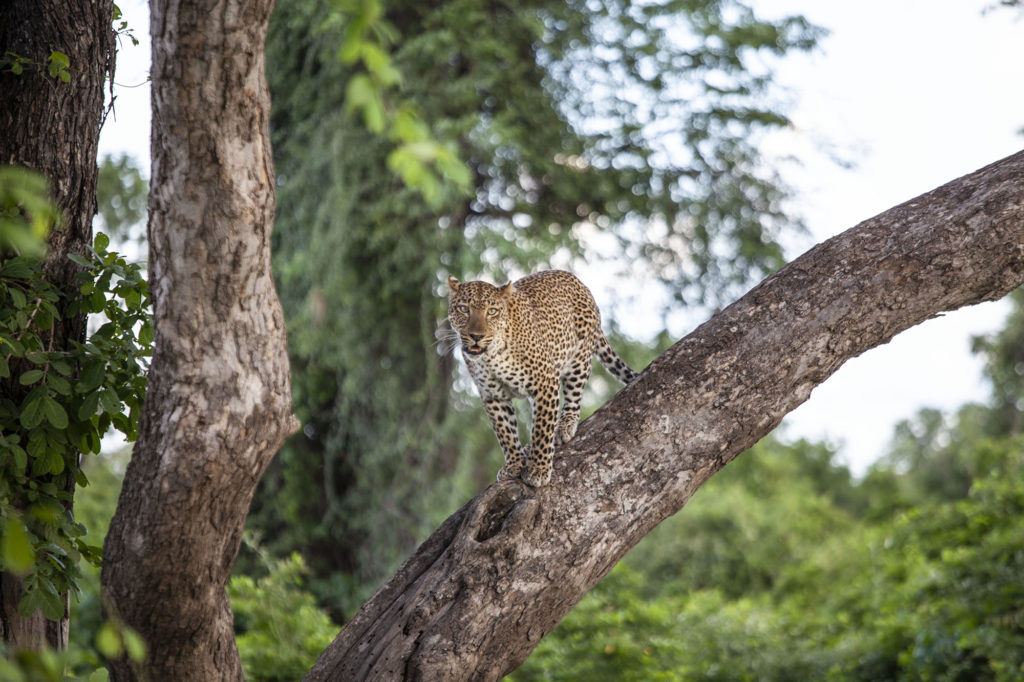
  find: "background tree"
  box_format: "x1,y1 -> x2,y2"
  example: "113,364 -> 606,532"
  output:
253,0 -> 823,616
0,0 -> 116,651
971,287 -> 1024,436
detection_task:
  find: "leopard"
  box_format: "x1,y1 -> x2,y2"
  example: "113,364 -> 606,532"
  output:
447,269 -> 639,487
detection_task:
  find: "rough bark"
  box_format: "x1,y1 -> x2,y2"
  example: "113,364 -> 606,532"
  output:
99,0 -> 297,679
0,0 -> 115,651
307,149 -> 1024,681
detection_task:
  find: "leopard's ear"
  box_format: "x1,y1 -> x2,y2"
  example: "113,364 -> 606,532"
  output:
496,281 -> 516,298
447,276 -> 461,293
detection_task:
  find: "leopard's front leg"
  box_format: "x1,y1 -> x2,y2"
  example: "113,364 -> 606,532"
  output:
482,396 -> 527,481
522,382 -> 560,487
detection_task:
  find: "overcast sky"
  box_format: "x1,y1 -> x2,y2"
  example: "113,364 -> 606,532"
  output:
98,0 -> 1024,475
751,0 -> 1023,472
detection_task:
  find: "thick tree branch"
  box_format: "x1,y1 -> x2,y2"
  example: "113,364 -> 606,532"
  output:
307,149 -> 1024,681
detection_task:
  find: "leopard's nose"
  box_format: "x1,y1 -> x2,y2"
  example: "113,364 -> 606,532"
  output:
469,333 -> 484,342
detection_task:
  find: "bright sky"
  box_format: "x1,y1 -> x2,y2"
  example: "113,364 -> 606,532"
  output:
98,0 -> 1024,475
753,0 -> 1023,473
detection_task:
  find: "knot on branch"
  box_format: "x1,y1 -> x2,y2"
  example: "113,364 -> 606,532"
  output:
466,482 -> 537,542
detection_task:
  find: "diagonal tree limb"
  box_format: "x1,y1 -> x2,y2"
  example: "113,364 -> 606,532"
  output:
306,149 -> 1024,681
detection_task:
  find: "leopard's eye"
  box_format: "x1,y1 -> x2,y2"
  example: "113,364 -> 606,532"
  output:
457,304 -> 470,314
486,307 -> 499,316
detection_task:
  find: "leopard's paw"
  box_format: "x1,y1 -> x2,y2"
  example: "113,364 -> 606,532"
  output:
554,418 -> 578,446
496,463 -> 524,482
520,465 -> 552,488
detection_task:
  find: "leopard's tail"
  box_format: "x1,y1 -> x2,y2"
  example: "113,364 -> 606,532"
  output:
594,332 -> 640,384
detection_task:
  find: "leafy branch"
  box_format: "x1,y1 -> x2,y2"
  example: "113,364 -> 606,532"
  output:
330,0 -> 472,208
0,232 -> 153,621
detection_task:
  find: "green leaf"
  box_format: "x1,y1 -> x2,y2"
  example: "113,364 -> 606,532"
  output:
78,391 -> 100,420
360,43 -> 402,86
19,369 -> 43,385
42,397 -> 68,429
45,373 -> 71,396
19,396 -> 46,429
124,286 -> 141,310
0,355 -> 9,378
12,444 -> 27,472
32,450 -> 54,476
34,307 -> 52,330
124,627 -> 147,662
48,50 -> 69,68
98,389 -> 120,415
345,74 -> 386,133
26,431 -> 46,459
2,335 -> 25,357
93,232 -> 110,252
68,252 -> 92,267
18,586 -> 44,618
8,285 -> 26,309
78,360 -> 106,391
1,516 -> 35,574
38,585 -> 65,620
0,256 -> 36,279
50,360 -> 72,376
138,320 -> 154,346
96,622 -> 122,658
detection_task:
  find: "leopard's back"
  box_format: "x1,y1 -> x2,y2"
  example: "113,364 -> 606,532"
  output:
504,270 -> 601,376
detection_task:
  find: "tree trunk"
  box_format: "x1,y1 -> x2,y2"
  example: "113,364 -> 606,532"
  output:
99,0 -> 297,679
306,149 -> 1024,681
0,0 -> 115,651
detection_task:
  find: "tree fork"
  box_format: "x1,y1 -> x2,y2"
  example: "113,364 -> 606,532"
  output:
307,149 -> 1024,681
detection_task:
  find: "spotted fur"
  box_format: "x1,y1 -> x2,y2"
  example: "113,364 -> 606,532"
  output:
447,270 -> 639,487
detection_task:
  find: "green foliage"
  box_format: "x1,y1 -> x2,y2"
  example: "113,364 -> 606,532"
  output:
515,433 -> 1024,682
229,548 -> 339,682
0,52 -> 32,77
68,448 -> 131,667
331,0 -> 472,207
0,51 -> 73,84
0,232 -> 152,622
112,4 -> 140,48
972,288 -> 1024,436
624,436 -> 861,600
0,616 -> 144,682
95,155 -> 148,245
46,52 -> 70,84
0,167 -> 58,257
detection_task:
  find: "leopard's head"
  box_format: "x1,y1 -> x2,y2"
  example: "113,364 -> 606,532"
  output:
447,276 -> 514,356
